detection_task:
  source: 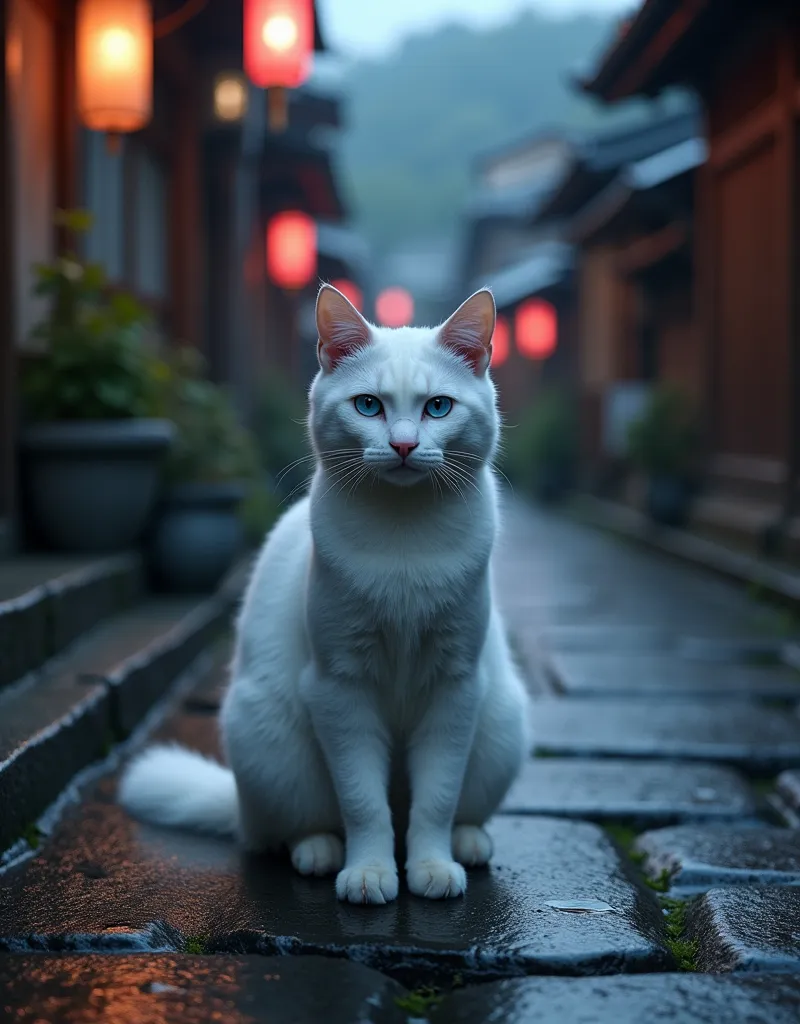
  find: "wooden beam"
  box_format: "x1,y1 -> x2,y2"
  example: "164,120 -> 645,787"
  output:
709,97 -> 781,171
616,222 -> 689,276
608,0 -> 710,101
0,0 -> 16,548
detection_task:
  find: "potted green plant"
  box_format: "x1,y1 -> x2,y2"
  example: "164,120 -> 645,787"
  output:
149,350 -> 267,593
505,390 -> 578,503
20,210 -> 173,552
627,385 -> 698,527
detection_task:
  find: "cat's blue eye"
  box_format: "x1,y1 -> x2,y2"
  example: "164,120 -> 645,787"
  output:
425,396 -> 453,418
354,394 -> 382,417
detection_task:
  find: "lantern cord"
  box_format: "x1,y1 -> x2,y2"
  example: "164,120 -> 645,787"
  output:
153,0 -> 209,40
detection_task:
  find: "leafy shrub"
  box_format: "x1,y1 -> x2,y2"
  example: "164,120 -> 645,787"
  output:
627,385 -> 698,477
503,389 -> 578,498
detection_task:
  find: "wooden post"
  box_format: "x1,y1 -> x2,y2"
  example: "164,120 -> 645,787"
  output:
0,0 -> 16,552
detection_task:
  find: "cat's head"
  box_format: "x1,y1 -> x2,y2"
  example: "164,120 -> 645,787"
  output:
309,284 -> 499,489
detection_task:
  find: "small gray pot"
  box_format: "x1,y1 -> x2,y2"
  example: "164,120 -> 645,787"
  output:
21,419 -> 174,552
150,481 -> 246,594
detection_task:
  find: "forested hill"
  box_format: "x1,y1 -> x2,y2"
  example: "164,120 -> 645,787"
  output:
334,11 -> 662,256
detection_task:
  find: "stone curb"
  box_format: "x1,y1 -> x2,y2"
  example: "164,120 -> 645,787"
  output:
0,553 -> 144,691
0,561 -> 248,857
567,495 -> 800,616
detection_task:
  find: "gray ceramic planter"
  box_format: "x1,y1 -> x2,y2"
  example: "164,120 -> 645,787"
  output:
21,419 -> 174,552
150,481 -> 246,594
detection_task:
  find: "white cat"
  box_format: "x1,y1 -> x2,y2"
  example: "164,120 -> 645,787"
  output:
119,284 -> 529,905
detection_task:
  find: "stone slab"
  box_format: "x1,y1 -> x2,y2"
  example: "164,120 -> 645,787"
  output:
0,553 -> 143,691
531,698 -> 800,771
430,974 -> 800,1023
0,598 -> 232,856
635,825 -> 800,895
687,886 -> 800,972
679,636 -> 788,665
539,625 -> 675,654
775,769 -> 800,825
547,652 -> 800,701
0,954 -> 408,1023
0,780 -> 673,980
501,759 -> 759,826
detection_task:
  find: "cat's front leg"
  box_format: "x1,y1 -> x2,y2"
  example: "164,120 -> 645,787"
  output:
300,666 -> 398,905
406,678 -> 481,899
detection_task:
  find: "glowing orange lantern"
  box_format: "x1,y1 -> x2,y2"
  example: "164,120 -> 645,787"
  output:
244,0 -> 313,130
376,287 -> 414,327
76,0 -> 152,138
516,298 -> 557,360
490,315 -> 510,368
331,279 -> 363,313
266,210 -> 317,290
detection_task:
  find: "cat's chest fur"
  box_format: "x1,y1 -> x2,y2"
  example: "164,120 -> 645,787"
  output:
307,483 -> 494,704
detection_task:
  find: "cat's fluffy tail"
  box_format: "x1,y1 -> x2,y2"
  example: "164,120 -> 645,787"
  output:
118,744 -> 239,836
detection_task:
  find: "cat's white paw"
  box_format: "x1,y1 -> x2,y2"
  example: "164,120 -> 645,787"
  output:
290,833 -> 345,877
406,859 -> 467,899
452,824 -> 493,867
336,862 -> 399,904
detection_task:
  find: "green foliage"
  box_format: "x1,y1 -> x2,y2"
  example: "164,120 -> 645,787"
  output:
627,386 -> 698,477
239,482 -> 281,547
155,348 -> 261,486
21,209 -> 161,422
661,897 -> 699,971
339,13 -> 687,253
252,374 -> 311,499
503,390 -> 578,493
21,823 -> 42,850
183,936 -> 209,955
394,986 -> 443,1016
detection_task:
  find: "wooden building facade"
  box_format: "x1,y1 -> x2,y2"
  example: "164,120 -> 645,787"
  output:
582,0 -> 800,544
0,0 -> 352,553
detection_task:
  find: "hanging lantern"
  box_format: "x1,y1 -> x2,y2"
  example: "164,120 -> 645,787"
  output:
244,0 -> 313,132
76,0 -> 152,147
213,72 -> 249,123
376,287 -> 414,327
490,315 -> 510,368
331,279 -> 363,313
516,298 -> 557,360
267,210 -> 317,290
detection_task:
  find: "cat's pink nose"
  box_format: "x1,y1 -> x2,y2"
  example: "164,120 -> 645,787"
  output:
390,441 -> 418,461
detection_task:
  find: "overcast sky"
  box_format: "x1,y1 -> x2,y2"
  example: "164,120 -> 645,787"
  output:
317,0 -> 635,57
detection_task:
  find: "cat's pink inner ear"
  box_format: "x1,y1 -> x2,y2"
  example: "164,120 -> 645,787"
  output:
438,289 -> 496,375
316,284 -> 371,372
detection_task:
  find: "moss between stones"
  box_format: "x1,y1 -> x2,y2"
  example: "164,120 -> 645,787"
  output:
184,936 -> 209,955
660,897 -> 699,972
604,824 -> 696,970
21,823 -> 43,850
394,986 -> 444,1016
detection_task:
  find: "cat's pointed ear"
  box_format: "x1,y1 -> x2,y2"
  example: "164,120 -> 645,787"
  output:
316,283 -> 372,373
438,288 -> 495,375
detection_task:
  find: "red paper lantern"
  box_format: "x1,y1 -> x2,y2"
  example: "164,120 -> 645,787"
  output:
244,0 -> 313,88
331,278 -> 363,313
490,315 -> 510,368
267,210 -> 317,290
516,298 -> 557,360
376,287 -> 414,327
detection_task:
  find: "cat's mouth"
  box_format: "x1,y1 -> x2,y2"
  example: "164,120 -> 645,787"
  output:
382,464 -> 428,486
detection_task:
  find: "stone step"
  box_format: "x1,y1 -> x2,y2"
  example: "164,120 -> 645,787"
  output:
774,769 -> 800,825
0,704 -> 674,979
0,553 -> 143,691
635,824 -> 800,896
502,759 -> 760,826
0,955 -> 409,1024
530,698 -> 800,772
0,590 -> 237,857
688,887 -> 800,973
4,956 -> 800,1024
430,973 -> 800,1023
545,651 -> 800,701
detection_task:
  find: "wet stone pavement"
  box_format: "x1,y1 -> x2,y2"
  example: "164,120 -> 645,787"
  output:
5,502 -> 800,1021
